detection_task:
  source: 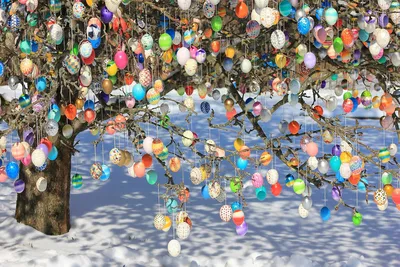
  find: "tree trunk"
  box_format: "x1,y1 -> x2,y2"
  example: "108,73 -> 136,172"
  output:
15,137 -> 73,235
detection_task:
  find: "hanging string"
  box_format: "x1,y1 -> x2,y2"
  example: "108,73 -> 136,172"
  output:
102,139 -> 105,165
94,143 -> 97,162
75,150 -> 78,174
323,186 -> 327,206
157,183 -> 160,214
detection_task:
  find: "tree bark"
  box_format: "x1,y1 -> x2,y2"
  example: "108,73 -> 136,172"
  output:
15,136 -> 73,235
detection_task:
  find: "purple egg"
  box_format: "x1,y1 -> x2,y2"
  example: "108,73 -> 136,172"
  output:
353,49 -> 361,60
379,14 -> 388,28
236,221 -> 248,236
137,62 -> 144,71
14,179 -> 25,193
37,144 -> 49,157
332,145 -> 341,156
252,101 -> 263,116
332,186 -> 341,201
100,91 -> 109,103
321,80 -> 326,88
23,128 -> 35,146
101,6 -> 113,24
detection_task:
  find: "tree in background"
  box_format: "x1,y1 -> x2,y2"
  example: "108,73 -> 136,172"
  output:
0,0 -> 399,253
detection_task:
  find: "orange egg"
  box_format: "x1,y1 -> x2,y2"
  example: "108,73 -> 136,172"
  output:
260,151 -> 272,166
226,108 -> 237,120
169,157 -> 181,172
124,72 -> 134,85
84,109 -> 96,124
204,28 -> 213,39
383,184 -> 394,197
235,1 -> 248,19
312,105 -> 323,119
152,138 -> 164,155
142,154 -> 153,168
348,173 -> 361,186
134,162 -> 146,177
106,121 -> 116,135
211,40 -> 221,53
288,120 -> 300,134
239,145 -> 250,159
65,104 -> 77,120
341,28 -> 354,47
115,114 -> 126,131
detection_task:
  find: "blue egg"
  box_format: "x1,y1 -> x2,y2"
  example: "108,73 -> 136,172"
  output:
100,164 -> 111,181
201,185 -> 210,199
329,156 -> 341,172
166,28 -> 175,40
159,15 -> 169,28
84,100 -> 95,111
320,206 -> 331,221
316,8 -> 324,20
223,58 -> 233,72
237,157 -> 248,170
314,39 -> 322,49
14,179 -> 25,193
279,0 -> 292,17
357,178 -> 368,193
231,201 -> 242,212
48,146 -> 58,160
336,171 -> 345,183
297,17 -> 310,35
350,97 -> 358,112
132,84 -> 145,101
35,76 -> 47,91
200,101 -> 210,114
6,162 -> 19,179
166,198 -> 178,213
137,53 -> 145,63
0,61 -> 4,77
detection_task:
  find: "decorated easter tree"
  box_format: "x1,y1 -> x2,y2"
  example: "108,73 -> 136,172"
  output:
0,0 -> 399,245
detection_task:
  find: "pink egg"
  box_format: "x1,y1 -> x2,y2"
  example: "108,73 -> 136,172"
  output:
134,162 -> 145,178
190,46 -> 198,59
21,153 -> 32,166
306,141 -> 319,157
252,101 -> 263,116
252,172 -> 263,188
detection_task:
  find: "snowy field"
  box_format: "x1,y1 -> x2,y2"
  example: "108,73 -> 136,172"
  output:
0,83 -> 399,267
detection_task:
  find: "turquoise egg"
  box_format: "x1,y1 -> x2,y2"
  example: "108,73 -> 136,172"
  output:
279,0 -> 292,17
146,170 -> 158,185
72,173 -> 83,189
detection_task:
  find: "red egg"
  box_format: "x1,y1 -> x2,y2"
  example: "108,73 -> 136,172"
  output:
84,109 -> 96,123
271,182 -> 282,196
288,120 -> 300,134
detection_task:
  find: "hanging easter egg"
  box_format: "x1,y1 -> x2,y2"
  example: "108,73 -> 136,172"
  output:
159,33 -> 172,51
306,141 -> 318,157
285,174 -> 295,187
297,17 -> 310,35
152,138 -> 164,156
246,20 -> 260,39
271,182 -> 282,196
211,15 -> 223,32
318,159 -> 329,174
90,162 -> 102,179
279,0 -> 291,16
352,212 -> 362,226
5,162 -> 19,180
232,210 -> 245,226
240,58 -> 252,73
379,147 -> 390,163
48,146 -> 58,161
11,143 -> 26,161
325,7 -> 338,25
219,205 -> 233,222
388,143 -> 397,156
205,139 -> 216,153
298,203 -> 309,218
237,157 -> 248,170
182,130 -> 194,147
153,213 -> 166,230
288,120 -> 300,134
31,149 -> 46,167
329,156 -> 341,172
320,206 -> 331,221
374,188 -> 388,205
266,169 -> 278,185
13,179 -> 25,193
304,52 -> 316,69
167,239 -> 181,257
168,157 -> 181,173
271,30 -> 285,49
200,101 -> 211,114
190,167 -> 203,185
293,178 -> 305,194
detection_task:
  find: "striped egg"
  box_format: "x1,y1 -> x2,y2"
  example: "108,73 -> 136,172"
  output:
146,88 -> 160,105
379,148 -> 390,163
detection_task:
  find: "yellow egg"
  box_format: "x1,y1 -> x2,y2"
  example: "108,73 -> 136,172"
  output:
340,151 -> 352,163
162,216 -> 171,232
275,53 -> 287,69
106,61 -> 118,76
86,0 -> 93,6
234,138 -> 244,151
225,46 -> 235,58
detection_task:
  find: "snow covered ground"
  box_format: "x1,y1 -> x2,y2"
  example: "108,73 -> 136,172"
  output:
0,83 -> 399,267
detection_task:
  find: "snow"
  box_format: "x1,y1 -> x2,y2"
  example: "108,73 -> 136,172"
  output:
0,83 -> 399,266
